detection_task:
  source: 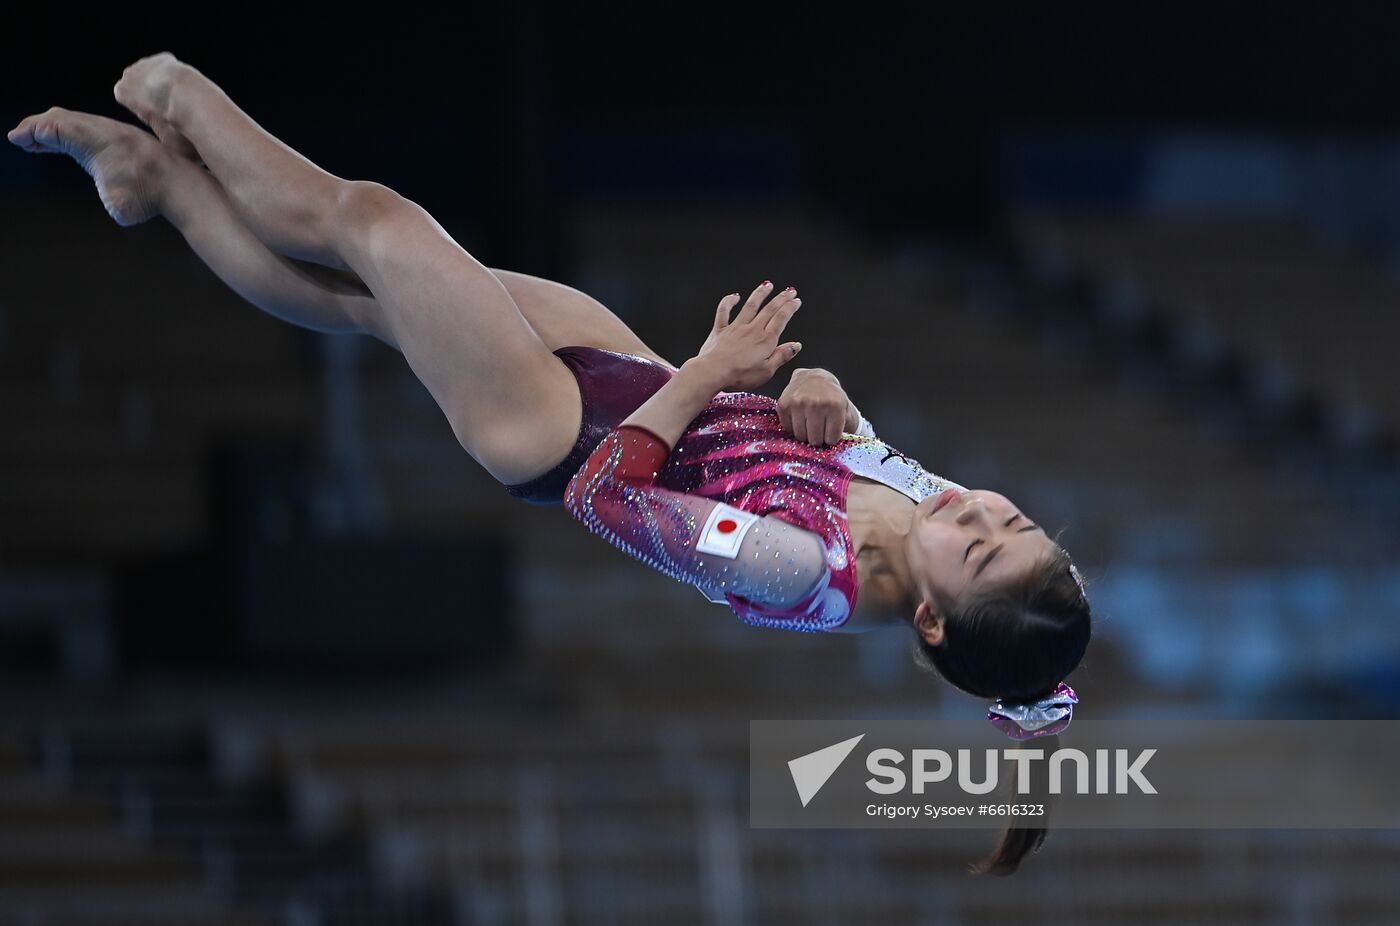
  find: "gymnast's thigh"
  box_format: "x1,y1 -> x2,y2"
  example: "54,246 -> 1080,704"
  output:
488,269 -> 680,372
331,184 -> 585,485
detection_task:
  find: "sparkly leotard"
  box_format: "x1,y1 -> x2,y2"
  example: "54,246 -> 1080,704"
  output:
564,391 -> 967,632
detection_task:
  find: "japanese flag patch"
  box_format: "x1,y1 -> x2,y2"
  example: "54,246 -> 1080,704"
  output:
696,503 -> 760,559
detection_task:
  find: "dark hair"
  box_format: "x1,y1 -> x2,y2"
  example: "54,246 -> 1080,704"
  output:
910,533 -> 1092,876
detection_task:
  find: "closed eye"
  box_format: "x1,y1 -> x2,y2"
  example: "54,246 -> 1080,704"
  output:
963,514 -> 1043,564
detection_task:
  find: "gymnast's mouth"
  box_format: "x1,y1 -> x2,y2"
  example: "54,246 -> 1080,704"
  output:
930,487 -> 962,515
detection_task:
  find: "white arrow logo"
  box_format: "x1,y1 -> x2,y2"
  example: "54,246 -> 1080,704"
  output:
787,734 -> 865,807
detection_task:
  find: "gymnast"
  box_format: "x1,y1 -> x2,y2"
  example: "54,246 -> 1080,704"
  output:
9,52 -> 1091,874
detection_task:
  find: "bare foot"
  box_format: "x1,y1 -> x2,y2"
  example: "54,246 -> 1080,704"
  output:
113,51 -> 201,162
7,107 -> 169,226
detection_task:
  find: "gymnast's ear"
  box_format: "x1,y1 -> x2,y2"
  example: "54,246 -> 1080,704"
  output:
914,600 -> 945,647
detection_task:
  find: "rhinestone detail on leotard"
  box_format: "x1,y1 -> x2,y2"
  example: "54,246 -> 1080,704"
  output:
566,391 -> 967,632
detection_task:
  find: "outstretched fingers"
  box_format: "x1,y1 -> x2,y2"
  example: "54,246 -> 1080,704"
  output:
733,280 -> 774,324
751,284 -> 802,373
763,288 -> 801,336
723,279 -> 804,377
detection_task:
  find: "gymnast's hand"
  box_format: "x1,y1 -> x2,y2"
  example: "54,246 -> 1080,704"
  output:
778,368 -> 860,447
691,282 -> 803,391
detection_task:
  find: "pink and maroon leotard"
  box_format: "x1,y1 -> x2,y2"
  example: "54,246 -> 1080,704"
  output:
564,390 -> 967,633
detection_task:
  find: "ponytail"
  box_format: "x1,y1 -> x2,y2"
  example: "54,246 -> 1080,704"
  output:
967,731 -> 1061,876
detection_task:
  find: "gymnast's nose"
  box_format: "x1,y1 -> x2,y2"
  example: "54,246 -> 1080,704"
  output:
955,497 -> 987,527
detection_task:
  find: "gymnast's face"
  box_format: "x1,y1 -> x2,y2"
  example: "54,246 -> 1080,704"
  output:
903,488 -> 1056,644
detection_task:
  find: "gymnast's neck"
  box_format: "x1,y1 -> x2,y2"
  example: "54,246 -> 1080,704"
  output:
837,477 -> 920,634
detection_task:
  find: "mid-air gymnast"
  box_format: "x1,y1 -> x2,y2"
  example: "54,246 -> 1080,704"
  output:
9,52 -> 1091,875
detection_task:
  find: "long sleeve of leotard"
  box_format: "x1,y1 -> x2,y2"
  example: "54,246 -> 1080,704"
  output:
564,425 -> 831,614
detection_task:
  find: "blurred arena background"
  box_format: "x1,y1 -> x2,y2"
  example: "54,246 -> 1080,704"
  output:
2,7 -> 1399,925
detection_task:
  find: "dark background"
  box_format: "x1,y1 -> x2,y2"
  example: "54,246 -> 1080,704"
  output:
2,7 -> 1399,925
19,8 -> 1400,256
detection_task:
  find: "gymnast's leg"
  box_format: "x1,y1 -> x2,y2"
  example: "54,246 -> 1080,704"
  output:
11,109 -> 388,341
8,103 -> 678,373
10,97 -> 573,484
77,54 -> 585,486
109,55 -> 679,367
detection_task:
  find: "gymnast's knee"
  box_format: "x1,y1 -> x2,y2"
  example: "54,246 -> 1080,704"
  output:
330,179 -> 422,267
336,180 -> 404,218
331,181 -> 410,250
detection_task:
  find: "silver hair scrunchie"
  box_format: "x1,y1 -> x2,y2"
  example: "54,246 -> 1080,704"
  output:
987,681 -> 1079,741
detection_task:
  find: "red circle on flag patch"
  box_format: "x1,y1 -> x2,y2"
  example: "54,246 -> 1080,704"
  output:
717,518 -> 738,534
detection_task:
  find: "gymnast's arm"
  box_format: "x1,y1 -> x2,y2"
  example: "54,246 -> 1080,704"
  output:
561,347 -> 825,611
563,423 -> 830,610
619,354 -> 729,449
